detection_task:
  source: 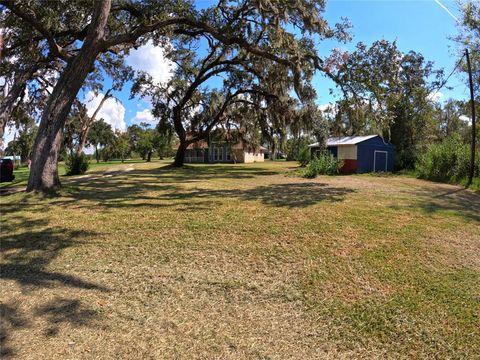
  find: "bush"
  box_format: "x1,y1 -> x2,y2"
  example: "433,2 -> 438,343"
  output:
297,146 -> 311,167
395,147 -> 417,170
65,152 -> 90,175
416,135 -> 479,184
459,176 -> 480,191
303,153 -> 343,178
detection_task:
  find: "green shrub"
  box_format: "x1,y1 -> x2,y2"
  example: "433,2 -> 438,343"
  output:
303,153 -> 343,178
297,146 -> 311,167
459,176 -> 480,191
286,136 -> 313,161
416,135 -> 479,184
65,152 -> 90,175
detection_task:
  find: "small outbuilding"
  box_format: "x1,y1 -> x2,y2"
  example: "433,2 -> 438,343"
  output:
309,135 -> 395,174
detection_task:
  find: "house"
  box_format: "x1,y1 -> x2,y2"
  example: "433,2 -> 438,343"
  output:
308,135 -> 395,174
183,139 -> 266,163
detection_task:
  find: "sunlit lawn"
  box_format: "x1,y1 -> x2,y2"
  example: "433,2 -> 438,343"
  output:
1,161 -> 479,359
0,158 -> 154,189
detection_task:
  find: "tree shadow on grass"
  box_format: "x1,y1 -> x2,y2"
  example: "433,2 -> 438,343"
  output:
162,182 -> 356,208
239,183 -> 355,208
393,187 -> 480,222
0,302 -> 28,358
1,220 -> 109,357
35,297 -> 101,337
139,163 -> 282,180
1,163 -> 306,211
1,227 -> 108,291
59,176 -> 355,210
69,163 -> 282,186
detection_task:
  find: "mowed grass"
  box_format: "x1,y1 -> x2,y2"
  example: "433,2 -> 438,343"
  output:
0,159 -> 150,189
1,161 -> 479,359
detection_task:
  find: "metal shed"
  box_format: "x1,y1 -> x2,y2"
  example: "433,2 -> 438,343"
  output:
308,135 -> 395,174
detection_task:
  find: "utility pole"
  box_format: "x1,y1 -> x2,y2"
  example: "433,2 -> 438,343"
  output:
465,49 -> 477,187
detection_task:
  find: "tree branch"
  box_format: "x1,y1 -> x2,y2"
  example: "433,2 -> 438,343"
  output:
1,0 -> 71,61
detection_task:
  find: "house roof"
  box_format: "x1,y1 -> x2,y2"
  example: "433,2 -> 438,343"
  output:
230,141 -> 267,152
185,140 -> 209,150
173,140 -> 208,150
178,139 -> 267,152
309,135 -> 379,147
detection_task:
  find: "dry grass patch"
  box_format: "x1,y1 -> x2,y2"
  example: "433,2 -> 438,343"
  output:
1,160 -> 479,359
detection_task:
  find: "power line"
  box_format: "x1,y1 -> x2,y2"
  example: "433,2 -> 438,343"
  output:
430,53 -> 465,99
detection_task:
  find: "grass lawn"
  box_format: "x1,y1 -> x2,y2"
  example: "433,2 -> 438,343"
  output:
1,161 -> 479,359
0,159 -> 152,189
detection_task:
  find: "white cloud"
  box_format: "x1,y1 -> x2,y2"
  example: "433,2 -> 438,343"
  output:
84,91 -> 126,131
427,91 -> 443,102
459,115 -> 472,125
126,41 -> 175,85
131,108 -> 156,127
318,102 -> 338,117
2,124 -> 16,147
318,103 -> 335,112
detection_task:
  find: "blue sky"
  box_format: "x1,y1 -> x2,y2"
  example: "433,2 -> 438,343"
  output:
90,0 -> 468,131
314,0 -> 466,105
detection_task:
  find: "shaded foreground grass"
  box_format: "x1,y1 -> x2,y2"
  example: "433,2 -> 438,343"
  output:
1,161 -> 479,359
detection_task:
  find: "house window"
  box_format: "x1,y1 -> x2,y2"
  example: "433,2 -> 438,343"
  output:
226,148 -> 231,161
214,147 -> 222,161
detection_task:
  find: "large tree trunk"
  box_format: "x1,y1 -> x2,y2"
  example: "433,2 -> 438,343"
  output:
172,107 -> 188,167
95,145 -> 99,163
174,140 -> 187,167
76,89 -> 111,155
27,0 -> 112,192
270,140 -> 276,161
